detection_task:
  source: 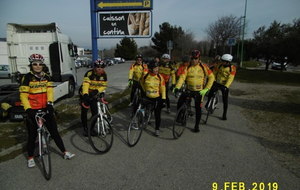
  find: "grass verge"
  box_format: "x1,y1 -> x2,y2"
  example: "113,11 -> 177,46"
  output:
235,68 -> 300,86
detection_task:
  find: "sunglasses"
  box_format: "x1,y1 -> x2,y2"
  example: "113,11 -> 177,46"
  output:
95,65 -> 105,68
32,63 -> 44,66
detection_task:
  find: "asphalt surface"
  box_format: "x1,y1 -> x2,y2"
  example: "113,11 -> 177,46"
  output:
0,62 -> 299,189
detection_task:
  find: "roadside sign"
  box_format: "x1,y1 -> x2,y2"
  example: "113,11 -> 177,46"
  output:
167,40 -> 173,50
98,11 -> 152,38
96,0 -> 152,11
227,38 -> 236,46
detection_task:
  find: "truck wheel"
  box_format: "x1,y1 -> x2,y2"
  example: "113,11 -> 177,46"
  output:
68,79 -> 75,98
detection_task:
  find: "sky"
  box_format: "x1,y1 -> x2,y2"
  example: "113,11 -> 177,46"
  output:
1,0 -> 300,50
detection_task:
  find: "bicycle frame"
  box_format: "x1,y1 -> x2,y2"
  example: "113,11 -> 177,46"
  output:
35,111 -> 47,157
96,97 -> 110,137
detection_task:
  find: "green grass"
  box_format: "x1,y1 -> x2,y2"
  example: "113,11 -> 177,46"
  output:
241,60 -> 262,68
235,69 -> 300,86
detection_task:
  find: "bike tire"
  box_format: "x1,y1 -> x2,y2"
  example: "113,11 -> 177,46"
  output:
173,105 -> 187,139
88,116 -> 113,153
40,130 -> 51,180
127,110 -> 143,147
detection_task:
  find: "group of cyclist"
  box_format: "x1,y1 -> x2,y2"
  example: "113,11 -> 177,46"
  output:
128,50 -> 236,135
19,50 -> 236,168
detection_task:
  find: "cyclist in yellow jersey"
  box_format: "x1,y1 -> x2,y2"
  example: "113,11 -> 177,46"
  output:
173,50 -> 215,132
206,54 -> 236,120
159,53 -> 176,113
128,54 -> 148,105
80,59 -> 108,136
140,60 -> 166,136
20,54 -> 75,168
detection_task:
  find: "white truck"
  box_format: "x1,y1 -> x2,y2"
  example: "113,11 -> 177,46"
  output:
1,23 -> 78,121
6,22 -> 77,100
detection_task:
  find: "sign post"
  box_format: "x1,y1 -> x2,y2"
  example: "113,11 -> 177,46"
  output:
167,40 -> 173,58
227,38 -> 236,55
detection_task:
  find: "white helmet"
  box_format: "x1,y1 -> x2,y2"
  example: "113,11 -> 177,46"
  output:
161,54 -> 170,59
221,54 -> 233,62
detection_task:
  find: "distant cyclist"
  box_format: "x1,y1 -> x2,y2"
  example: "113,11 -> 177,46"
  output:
80,59 -> 108,136
175,55 -> 190,81
20,54 -> 75,168
173,50 -> 214,132
140,60 -> 166,136
206,54 -> 236,120
128,54 -> 148,106
158,53 -> 176,113
209,55 -> 221,70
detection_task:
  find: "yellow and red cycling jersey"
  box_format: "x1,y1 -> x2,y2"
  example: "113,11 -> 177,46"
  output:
128,63 -> 148,81
82,70 -> 107,95
213,63 -> 236,88
158,62 -> 176,85
175,63 -> 214,91
140,73 -> 166,99
19,72 -> 54,110
176,64 -> 189,80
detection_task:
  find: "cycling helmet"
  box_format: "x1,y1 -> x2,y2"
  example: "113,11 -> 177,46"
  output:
191,50 -> 200,59
94,59 -> 106,68
29,54 -> 44,63
135,54 -> 143,60
221,54 -> 233,62
161,54 -> 170,59
148,60 -> 159,70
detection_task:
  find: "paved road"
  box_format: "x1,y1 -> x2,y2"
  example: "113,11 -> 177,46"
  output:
1,63 -> 299,189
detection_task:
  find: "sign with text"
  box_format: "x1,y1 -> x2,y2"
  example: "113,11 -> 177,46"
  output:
99,11 -> 152,38
96,0 -> 152,11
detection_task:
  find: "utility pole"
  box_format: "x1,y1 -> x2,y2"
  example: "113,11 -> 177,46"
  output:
240,0 -> 247,68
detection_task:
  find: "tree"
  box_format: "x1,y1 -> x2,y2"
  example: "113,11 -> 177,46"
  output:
114,37 -> 138,60
206,15 -> 241,55
151,22 -> 197,59
252,21 -> 287,70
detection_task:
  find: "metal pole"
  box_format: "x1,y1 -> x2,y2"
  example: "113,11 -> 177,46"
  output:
240,0 -> 247,68
90,0 -> 98,61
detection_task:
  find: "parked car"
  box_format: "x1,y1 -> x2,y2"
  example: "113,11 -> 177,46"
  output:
0,65 -> 10,78
114,57 -> 125,63
104,58 -> 115,66
271,61 -> 288,70
75,60 -> 82,68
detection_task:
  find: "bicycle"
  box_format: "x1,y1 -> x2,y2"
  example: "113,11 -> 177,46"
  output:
130,85 -> 142,117
88,93 -> 113,154
204,90 -> 219,124
172,91 -> 193,139
35,110 -> 51,180
127,98 -> 155,147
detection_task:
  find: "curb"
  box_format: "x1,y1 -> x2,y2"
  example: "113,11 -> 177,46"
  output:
0,95 -> 130,158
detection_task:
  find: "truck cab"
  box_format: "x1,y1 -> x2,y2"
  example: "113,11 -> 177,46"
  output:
6,23 -> 77,100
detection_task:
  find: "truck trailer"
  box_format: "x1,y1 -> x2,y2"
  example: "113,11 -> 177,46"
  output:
1,23 -> 78,121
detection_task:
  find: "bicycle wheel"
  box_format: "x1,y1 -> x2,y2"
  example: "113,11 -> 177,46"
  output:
173,105 -> 187,139
127,110 -> 143,147
40,130 -> 51,180
88,116 -> 113,153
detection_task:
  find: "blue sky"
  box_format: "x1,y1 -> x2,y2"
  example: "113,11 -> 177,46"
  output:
1,0 -> 299,50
